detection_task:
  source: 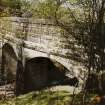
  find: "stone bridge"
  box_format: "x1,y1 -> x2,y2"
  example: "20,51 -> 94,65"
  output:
0,17 -> 86,95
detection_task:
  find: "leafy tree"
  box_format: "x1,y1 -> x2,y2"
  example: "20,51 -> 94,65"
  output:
0,0 -> 23,16
31,0 -> 105,68
31,0 -> 105,95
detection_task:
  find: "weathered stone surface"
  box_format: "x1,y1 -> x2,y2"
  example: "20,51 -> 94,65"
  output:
0,17 -> 86,95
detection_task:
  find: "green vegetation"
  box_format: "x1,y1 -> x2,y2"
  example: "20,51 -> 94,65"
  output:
0,0 -> 30,16
0,90 -> 97,105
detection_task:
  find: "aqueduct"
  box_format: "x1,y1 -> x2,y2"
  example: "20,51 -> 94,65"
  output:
0,17 -> 86,95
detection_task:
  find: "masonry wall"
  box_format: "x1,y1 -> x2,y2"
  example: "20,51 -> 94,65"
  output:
0,17 -> 87,88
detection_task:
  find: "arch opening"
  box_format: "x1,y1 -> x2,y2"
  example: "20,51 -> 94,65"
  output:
1,43 -> 18,85
23,57 -> 79,94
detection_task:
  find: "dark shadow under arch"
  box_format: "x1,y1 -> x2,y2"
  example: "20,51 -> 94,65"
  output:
2,43 -> 17,60
23,57 -> 79,94
16,60 -> 24,96
1,43 -> 18,85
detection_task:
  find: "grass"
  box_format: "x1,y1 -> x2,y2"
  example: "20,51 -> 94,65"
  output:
0,90 -> 96,105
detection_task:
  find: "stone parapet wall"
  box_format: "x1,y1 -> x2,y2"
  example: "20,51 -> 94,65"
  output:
0,17 -> 79,57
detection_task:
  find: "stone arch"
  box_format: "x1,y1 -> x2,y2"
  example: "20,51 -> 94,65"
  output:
23,57 -> 78,93
1,43 -> 18,84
